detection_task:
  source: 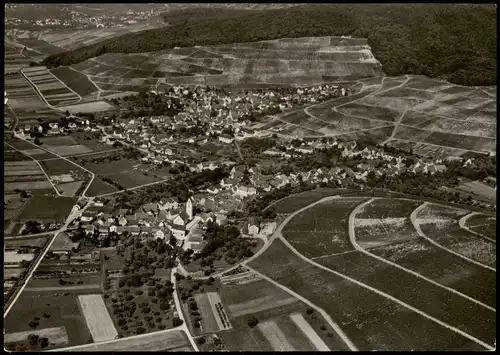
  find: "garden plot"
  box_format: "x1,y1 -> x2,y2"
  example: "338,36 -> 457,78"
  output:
78,294 -> 118,342
282,197 -> 367,258
249,239 -> 489,351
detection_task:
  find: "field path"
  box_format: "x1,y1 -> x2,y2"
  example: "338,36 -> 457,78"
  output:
13,135 -> 96,198
349,198 -> 495,312
246,265 -> 357,351
458,212 -> 496,243
277,233 -> 494,350
4,198 -> 93,317
4,140 -> 61,196
411,203 -> 496,272
381,107 -> 408,145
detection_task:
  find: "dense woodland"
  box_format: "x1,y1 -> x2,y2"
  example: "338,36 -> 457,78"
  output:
42,4 -> 496,86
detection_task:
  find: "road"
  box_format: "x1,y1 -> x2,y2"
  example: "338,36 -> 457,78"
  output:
4,198 -> 93,317
458,213 -> 496,244
13,134 -> 96,198
5,140 -> 61,196
348,199 -> 495,312
411,203 -> 496,272
170,267 -> 199,351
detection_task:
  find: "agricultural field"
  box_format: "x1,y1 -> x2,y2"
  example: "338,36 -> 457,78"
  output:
4,156 -> 56,195
22,66 -> 80,107
415,203 -> 496,267
464,214 -> 496,240
58,101 -> 117,114
78,294 -> 118,342
282,197 -> 368,258
16,38 -> 66,55
454,180 -> 496,204
215,267 -> 349,351
4,290 -> 96,351
55,329 -> 194,352
50,66 -> 99,97
353,198 -> 423,249
4,72 -> 64,125
16,195 -> 77,223
248,239 -> 489,351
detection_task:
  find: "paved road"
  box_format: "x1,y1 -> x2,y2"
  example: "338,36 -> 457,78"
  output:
13,134 -> 96,198
349,199 -> 495,312
4,198 -> 93,317
411,203 -> 496,272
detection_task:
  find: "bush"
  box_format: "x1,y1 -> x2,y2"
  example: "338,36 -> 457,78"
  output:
197,337 -> 206,345
320,325 -> 326,331
173,317 -> 184,327
306,307 -> 314,315
247,315 -> 259,328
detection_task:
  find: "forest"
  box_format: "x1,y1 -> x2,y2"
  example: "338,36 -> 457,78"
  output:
42,4 -> 496,86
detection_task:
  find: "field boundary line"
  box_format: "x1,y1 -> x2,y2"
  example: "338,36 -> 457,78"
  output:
311,249 -> 357,260
4,141 -> 61,196
349,198 -> 496,312
411,203 -> 496,272
278,234 -> 494,350
458,213 -> 496,244
381,107 -> 408,145
246,265 -> 357,351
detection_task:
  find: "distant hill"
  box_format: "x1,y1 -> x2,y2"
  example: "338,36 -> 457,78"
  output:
42,4 -> 496,86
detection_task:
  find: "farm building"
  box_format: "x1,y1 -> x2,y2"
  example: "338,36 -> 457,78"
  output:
243,217 -> 260,236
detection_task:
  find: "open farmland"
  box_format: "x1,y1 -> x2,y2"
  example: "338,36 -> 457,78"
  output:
249,238 -> 489,351
50,66 -> 99,97
414,203 -> 496,267
282,197 -> 368,258
58,101 -> 116,114
22,66 -> 80,107
464,214 -> 496,240
16,195 -> 77,223
65,36 -> 382,91
51,329 -> 194,352
4,290 -> 94,349
77,294 -> 118,342
353,198 -> 423,249
218,268 -> 349,351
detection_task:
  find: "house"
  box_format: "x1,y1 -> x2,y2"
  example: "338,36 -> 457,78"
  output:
153,229 -> 165,240
80,210 -> 95,223
169,223 -> 186,239
220,178 -> 237,188
84,225 -> 95,236
98,225 -> 109,235
219,134 -> 234,144
434,165 -> 446,172
118,216 -> 128,226
263,148 -> 282,156
244,217 -> 260,236
143,203 -> 158,213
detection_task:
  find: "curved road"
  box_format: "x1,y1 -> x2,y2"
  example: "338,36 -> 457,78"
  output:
458,212 -> 496,244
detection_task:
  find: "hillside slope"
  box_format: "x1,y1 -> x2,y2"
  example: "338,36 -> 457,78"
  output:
42,4 -> 496,86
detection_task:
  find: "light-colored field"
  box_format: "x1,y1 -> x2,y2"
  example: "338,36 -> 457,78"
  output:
354,217 -> 407,227
46,145 -> 93,156
4,251 -> 35,263
194,293 -> 220,333
4,168 -> 43,176
5,326 -> 69,345
77,294 -> 118,342
220,270 -> 263,286
206,292 -> 232,330
257,320 -> 295,351
25,284 -> 101,292
4,267 -> 26,279
227,295 -> 298,318
53,329 -> 193,352
58,101 -> 116,113
20,148 -> 46,156
5,161 -> 39,167
289,313 -> 330,351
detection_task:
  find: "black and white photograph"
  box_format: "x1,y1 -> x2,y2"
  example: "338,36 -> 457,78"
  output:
3,3 -> 496,352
